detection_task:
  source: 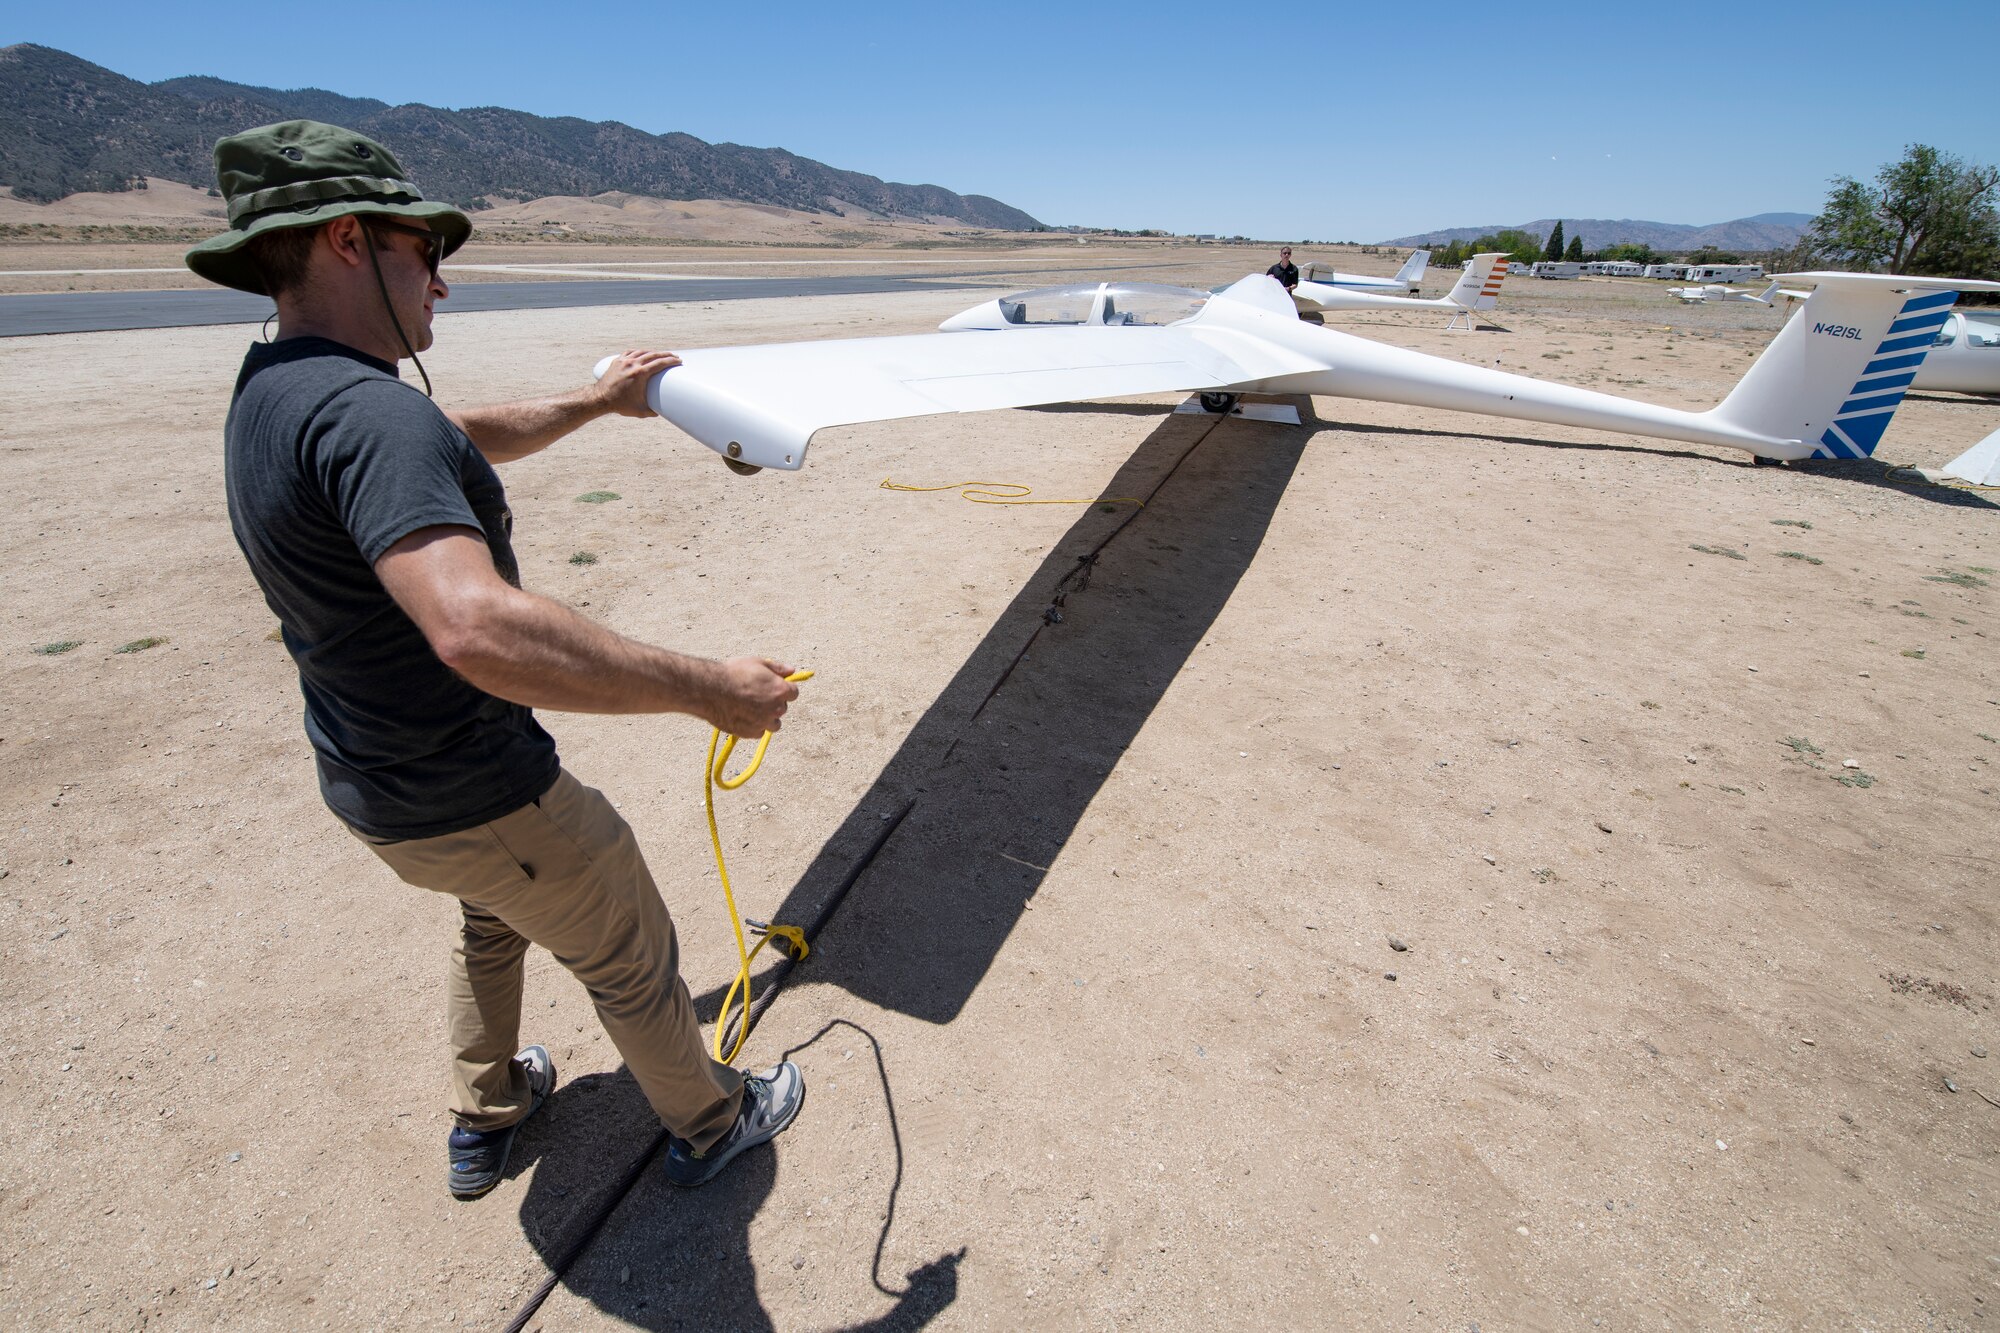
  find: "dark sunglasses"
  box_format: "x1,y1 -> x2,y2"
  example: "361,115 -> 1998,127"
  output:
365,217 -> 445,277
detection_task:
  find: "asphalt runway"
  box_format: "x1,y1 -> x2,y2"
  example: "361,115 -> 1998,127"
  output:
0,274 -> 993,337
0,260 -> 1189,337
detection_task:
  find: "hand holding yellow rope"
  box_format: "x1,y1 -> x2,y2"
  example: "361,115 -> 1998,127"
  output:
704,669 -> 814,1064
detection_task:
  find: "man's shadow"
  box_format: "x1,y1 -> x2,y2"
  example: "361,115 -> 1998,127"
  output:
693,397 -> 1314,1026
513,1028 -> 961,1331
503,401 -> 1311,1329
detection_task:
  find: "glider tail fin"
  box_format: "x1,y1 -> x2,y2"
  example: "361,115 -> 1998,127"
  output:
1394,249 -> 1431,287
1708,273 -> 1990,459
1446,253 -> 1508,311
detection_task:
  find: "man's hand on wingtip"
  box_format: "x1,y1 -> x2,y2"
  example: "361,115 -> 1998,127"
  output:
594,349 -> 682,418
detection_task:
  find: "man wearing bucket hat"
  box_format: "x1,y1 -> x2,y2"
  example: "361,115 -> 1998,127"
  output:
192,120 -> 805,1198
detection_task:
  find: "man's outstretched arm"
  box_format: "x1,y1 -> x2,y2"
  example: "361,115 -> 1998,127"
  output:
374,525 -> 796,736
446,349 -> 680,464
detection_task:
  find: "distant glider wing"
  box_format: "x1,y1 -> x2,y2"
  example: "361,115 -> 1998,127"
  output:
624,309 -> 1319,470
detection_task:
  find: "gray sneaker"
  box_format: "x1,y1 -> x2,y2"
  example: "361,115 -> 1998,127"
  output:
662,1061 -> 804,1188
446,1044 -> 555,1200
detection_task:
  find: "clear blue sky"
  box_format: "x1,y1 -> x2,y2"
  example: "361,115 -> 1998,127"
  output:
11,1 -> 2000,240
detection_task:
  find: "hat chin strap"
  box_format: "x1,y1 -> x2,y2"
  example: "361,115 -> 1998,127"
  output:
361,222 -> 433,397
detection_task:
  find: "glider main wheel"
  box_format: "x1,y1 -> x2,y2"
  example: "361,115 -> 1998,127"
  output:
1750,454 -> 1785,468
1198,392 -> 1240,415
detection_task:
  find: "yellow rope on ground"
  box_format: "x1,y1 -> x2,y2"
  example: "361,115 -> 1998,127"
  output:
704,669 -> 814,1064
1881,462 -> 1998,492
880,477 -> 1144,507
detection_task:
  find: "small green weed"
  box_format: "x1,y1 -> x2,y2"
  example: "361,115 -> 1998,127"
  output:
1690,544 -> 1747,561
1718,785 -> 1746,795
1834,770 -> 1876,788
33,640 -> 82,656
1970,566 -> 1996,575
115,637 -> 167,654
1640,700 -> 1661,710
575,490 -> 622,504
1770,519 -> 1813,530
1977,733 -> 1996,744
569,551 -> 598,566
1777,551 -> 1823,565
1901,648 -> 1926,659
1897,607 -> 1931,618
1782,736 -> 1823,758
1925,569 -> 1988,588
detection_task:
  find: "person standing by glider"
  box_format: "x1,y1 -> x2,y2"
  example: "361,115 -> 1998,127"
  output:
1266,246 -> 1300,292
186,120 -> 805,1198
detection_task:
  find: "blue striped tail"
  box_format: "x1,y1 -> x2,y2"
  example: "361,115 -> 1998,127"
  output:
1811,291 -> 1957,459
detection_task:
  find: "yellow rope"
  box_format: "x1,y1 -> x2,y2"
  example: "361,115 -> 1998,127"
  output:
704,669 -> 814,1064
880,477 -> 1143,507
1880,462 -> 1998,492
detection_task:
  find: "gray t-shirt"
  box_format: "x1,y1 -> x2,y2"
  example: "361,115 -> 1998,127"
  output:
224,337 -> 558,839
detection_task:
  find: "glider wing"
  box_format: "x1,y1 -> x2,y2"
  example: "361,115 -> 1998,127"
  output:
619,280 -> 1323,470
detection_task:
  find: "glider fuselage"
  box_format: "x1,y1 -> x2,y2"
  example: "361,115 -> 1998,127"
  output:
1912,311 -> 2000,395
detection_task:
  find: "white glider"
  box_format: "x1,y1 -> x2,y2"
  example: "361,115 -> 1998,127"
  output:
1941,424 -> 2000,485
1297,250 -> 1430,294
597,271 -> 2000,473
1912,309 -> 2000,395
1667,279 -> 1788,305
1291,252 -> 1510,329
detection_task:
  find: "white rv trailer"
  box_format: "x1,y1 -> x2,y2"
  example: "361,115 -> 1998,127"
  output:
1590,261 -> 1646,277
1531,261 -> 1583,279
1644,264 -> 1688,279
1684,264 -> 1764,283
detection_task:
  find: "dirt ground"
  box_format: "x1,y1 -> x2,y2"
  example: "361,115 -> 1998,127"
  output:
2,255 -> 1996,1331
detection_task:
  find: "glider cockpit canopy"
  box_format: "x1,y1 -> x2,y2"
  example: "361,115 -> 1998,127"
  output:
939,282 -> 1211,332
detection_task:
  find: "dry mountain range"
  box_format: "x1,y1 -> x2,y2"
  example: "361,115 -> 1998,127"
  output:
0,44 -> 1044,230
1387,214 -> 1812,252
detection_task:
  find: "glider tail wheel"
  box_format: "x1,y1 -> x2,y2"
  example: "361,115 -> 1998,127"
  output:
1198,392 -> 1240,415
723,456 -> 763,477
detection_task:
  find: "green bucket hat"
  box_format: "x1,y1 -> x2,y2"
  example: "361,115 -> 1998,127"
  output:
184,120 -> 472,295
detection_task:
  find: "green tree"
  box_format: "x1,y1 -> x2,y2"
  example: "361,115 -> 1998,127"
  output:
1481,229 -> 1547,265
1543,220 -> 1565,262
1683,245 -> 1743,266
1564,234 -> 1585,262
1795,144 -> 2000,277
1598,242 -> 1659,265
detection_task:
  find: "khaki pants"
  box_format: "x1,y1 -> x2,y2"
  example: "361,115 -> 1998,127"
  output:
357,769 -> 744,1151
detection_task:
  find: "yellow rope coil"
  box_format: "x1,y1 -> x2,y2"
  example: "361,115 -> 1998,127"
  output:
880,477 -> 1144,507
704,669 -> 814,1064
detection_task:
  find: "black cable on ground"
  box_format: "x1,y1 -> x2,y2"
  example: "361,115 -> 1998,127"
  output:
498,798 -> 917,1333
